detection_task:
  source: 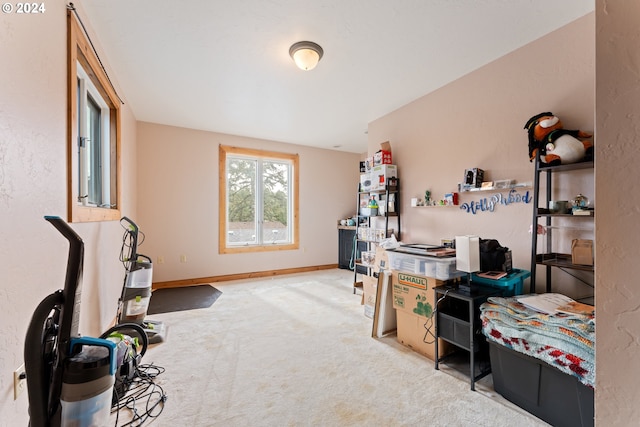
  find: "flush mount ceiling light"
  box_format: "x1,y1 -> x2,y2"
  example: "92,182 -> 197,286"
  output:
289,41 -> 323,71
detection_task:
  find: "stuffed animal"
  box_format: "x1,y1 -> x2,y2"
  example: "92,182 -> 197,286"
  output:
524,112 -> 593,165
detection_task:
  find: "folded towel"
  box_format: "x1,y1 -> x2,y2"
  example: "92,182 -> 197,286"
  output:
480,296 -> 595,388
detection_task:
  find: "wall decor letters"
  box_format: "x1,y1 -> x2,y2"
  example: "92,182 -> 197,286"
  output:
460,189 -> 532,214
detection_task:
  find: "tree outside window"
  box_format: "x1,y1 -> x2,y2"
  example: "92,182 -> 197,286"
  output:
219,145 -> 299,253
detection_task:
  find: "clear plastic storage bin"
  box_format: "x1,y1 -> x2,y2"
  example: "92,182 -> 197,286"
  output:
387,251 -> 464,280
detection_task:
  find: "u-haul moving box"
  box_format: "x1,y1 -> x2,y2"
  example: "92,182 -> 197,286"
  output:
392,271 -> 450,360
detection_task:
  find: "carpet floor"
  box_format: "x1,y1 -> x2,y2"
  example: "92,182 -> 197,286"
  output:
113,269 -> 548,426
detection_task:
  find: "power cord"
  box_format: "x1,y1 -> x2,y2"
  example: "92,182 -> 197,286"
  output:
349,232 -> 357,271
112,363 -> 167,427
423,289 -> 450,345
118,220 -> 146,270
67,3 -> 125,105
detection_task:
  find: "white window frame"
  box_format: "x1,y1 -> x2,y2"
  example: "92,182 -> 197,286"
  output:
77,62 -> 111,208
219,145 -> 299,254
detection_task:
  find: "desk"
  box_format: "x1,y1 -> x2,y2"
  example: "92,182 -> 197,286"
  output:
434,284 -> 501,390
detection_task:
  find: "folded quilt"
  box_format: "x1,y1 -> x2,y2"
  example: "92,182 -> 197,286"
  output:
480,296 -> 595,388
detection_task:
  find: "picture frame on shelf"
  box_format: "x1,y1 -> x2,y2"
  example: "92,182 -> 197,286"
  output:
481,181 -> 494,189
494,179 -> 514,189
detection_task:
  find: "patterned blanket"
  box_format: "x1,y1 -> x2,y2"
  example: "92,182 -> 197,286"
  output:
480,296 -> 595,388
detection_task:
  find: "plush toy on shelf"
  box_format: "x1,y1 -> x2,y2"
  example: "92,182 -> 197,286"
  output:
524,112 -> 593,165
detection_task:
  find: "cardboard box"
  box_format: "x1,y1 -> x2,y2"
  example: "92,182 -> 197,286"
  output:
363,274 -> 377,319
375,245 -> 389,271
572,239 -> 593,265
374,141 -> 392,166
392,271 -> 436,312
365,156 -> 374,171
359,172 -> 373,192
370,164 -> 397,190
462,168 -> 484,188
391,271 -> 450,360
362,248 -> 390,319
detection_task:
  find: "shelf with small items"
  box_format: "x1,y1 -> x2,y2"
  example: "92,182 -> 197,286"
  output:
411,204 -> 459,208
359,185 -> 399,195
535,253 -> 594,272
353,260 -> 378,270
458,182 -> 531,193
537,224 -> 594,232
538,159 -> 594,172
354,177 -> 400,293
356,212 -> 400,218
535,209 -> 594,218
530,155 -> 595,294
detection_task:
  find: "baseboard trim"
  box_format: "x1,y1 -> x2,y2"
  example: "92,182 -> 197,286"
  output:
152,264 -> 339,289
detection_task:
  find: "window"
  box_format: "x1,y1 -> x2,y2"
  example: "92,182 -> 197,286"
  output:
68,10 -> 121,222
219,145 -> 299,253
77,63 -> 111,207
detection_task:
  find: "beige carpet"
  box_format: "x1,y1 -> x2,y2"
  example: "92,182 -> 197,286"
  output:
115,269 -> 548,426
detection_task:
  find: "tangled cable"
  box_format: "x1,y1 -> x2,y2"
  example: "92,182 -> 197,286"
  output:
423,289 -> 450,344
118,218 -> 146,270
111,362 -> 167,427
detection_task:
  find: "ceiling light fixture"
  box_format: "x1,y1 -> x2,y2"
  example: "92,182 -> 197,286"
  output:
289,41 -> 323,71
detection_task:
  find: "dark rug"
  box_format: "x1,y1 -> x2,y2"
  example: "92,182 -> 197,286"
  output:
147,284 -> 222,315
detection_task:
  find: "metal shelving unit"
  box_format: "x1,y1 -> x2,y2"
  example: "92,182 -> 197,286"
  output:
352,177 -> 400,293
530,159 -> 594,294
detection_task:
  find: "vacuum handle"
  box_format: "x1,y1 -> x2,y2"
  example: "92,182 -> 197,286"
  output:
120,216 -> 139,234
45,216 -> 83,247
120,216 -> 139,261
44,215 -> 84,351
136,254 -> 152,264
69,337 -> 117,376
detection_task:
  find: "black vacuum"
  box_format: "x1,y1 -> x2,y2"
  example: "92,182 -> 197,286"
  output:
24,216 -> 117,427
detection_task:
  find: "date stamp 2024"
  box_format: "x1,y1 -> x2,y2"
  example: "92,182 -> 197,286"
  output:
2,2 -> 46,14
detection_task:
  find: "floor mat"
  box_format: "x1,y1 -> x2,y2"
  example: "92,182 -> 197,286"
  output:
147,284 -> 222,315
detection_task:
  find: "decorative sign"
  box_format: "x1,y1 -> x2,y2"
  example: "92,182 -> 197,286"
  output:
460,189 -> 532,214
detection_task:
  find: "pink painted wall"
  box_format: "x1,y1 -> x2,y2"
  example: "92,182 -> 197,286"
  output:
0,3 -> 138,422
136,122 -> 361,282
3,3 -> 639,425
595,0 -> 640,422
368,14 -> 595,298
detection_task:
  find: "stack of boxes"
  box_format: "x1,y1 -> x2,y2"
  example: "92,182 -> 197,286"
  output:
387,250 -> 464,360
360,141 -> 396,192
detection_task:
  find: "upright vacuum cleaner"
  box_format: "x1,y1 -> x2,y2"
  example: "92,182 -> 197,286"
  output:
116,217 -> 166,344
24,216 -> 118,427
25,217 -> 150,426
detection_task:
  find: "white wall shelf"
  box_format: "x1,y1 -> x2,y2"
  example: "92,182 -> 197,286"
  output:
459,183 -> 531,193
411,205 -> 459,208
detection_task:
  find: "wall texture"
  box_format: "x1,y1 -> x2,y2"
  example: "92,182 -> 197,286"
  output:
0,3 -> 138,424
136,122 -> 361,283
368,14 -> 595,297
595,0 -> 640,422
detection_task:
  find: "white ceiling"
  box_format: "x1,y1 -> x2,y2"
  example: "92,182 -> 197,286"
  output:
81,0 -> 593,154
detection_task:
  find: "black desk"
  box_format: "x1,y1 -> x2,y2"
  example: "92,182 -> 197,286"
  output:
434,283 -> 501,390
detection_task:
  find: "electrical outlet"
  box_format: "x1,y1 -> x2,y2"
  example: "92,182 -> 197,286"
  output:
14,363 -> 26,400
180,255 -> 187,263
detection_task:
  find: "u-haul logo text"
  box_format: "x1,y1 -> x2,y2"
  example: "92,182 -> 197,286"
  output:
397,273 -> 428,290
